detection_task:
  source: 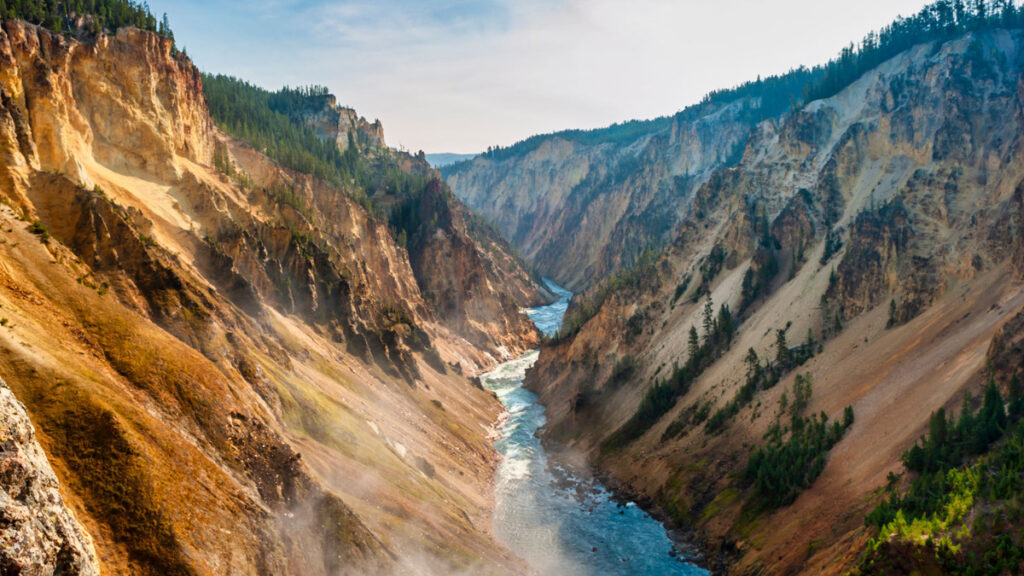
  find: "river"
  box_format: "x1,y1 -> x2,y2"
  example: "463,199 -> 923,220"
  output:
481,280 -> 707,576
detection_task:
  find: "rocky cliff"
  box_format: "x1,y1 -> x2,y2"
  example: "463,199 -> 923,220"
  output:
527,28 -> 1024,574
289,100 -> 544,365
442,100 -> 773,290
0,19 -> 536,576
0,377 -> 99,576
294,93 -> 386,153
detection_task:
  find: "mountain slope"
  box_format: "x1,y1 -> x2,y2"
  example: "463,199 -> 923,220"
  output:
0,17 -> 536,576
526,26 -> 1024,575
201,76 -> 544,366
443,111 -> 752,291
441,72 -> 816,291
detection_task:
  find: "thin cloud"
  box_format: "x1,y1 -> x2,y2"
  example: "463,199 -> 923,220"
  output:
149,0 -> 935,153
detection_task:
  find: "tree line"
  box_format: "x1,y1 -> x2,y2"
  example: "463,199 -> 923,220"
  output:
202,74 -> 364,196
805,0 -> 1024,102
0,0 -> 175,41
704,325 -> 819,435
448,0 -> 1024,176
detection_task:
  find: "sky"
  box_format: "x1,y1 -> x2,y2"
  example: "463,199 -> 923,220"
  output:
147,0 -> 935,154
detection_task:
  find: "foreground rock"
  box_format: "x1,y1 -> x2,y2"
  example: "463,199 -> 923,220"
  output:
0,378 -> 99,576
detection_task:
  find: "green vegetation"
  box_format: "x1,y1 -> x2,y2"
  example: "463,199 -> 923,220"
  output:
552,246 -> 661,341
695,245 -> 727,298
705,326 -> 818,434
27,219 -> 49,242
672,274 -> 691,303
0,0 -> 176,43
387,178 -> 451,255
860,378 -> 1024,574
211,142 -> 256,190
624,309 -> 648,344
445,67 -> 819,169
203,74 -> 444,239
740,210 -> 781,314
804,0 -> 1024,103
819,228 -> 843,265
744,374 -> 854,508
609,355 -> 639,387
446,1 -> 1024,178
603,296 -> 737,450
740,247 -> 779,313
202,76 -> 363,194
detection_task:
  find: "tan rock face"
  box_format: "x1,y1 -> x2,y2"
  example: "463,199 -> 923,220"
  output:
0,22 -> 211,188
527,29 -> 1024,575
444,101 -> 758,290
0,378 -> 99,576
0,20 -> 535,576
399,179 -> 541,363
287,95 -> 543,366
296,94 -> 386,153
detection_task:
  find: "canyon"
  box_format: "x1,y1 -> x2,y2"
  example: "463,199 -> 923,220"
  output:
4,1 -> 1024,575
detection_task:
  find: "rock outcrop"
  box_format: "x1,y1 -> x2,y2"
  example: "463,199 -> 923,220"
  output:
295,94 -> 386,153
0,378 -> 99,576
288,100 -> 544,365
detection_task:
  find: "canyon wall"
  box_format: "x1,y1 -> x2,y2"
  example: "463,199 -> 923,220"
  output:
527,29 -> 1024,574
0,20 -> 537,576
444,101 -> 768,290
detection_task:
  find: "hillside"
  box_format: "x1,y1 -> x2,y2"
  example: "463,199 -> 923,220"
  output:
200,75 -> 545,365
441,71 -> 818,291
443,107 -> 758,291
526,23 -> 1024,575
0,12 -> 541,576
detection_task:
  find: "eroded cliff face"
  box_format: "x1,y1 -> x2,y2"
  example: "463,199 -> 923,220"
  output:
444,102 -> 758,290
0,20 -> 533,576
290,103 -> 543,365
527,29 -> 1024,574
295,94 -> 386,153
0,377 -> 99,576
396,179 -> 542,363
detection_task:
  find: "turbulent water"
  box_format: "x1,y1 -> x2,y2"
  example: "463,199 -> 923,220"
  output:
483,280 -> 706,575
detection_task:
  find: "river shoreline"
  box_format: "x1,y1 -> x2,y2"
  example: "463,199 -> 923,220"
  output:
533,422 -> 731,575
485,279 -> 708,575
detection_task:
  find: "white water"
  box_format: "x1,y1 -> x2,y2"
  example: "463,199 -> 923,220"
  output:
482,280 -> 707,575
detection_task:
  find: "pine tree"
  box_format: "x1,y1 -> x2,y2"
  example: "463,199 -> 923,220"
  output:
1010,373 -> 1024,419
775,328 -> 790,369
702,296 -> 715,344
744,348 -> 760,382
717,304 -> 735,344
688,326 -> 700,365
981,380 -> 1007,445
842,405 -> 855,428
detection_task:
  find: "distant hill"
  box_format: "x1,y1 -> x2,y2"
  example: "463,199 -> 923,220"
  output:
425,152 -> 477,168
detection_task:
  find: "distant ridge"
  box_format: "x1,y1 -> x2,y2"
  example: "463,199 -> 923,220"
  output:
426,152 -> 477,168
